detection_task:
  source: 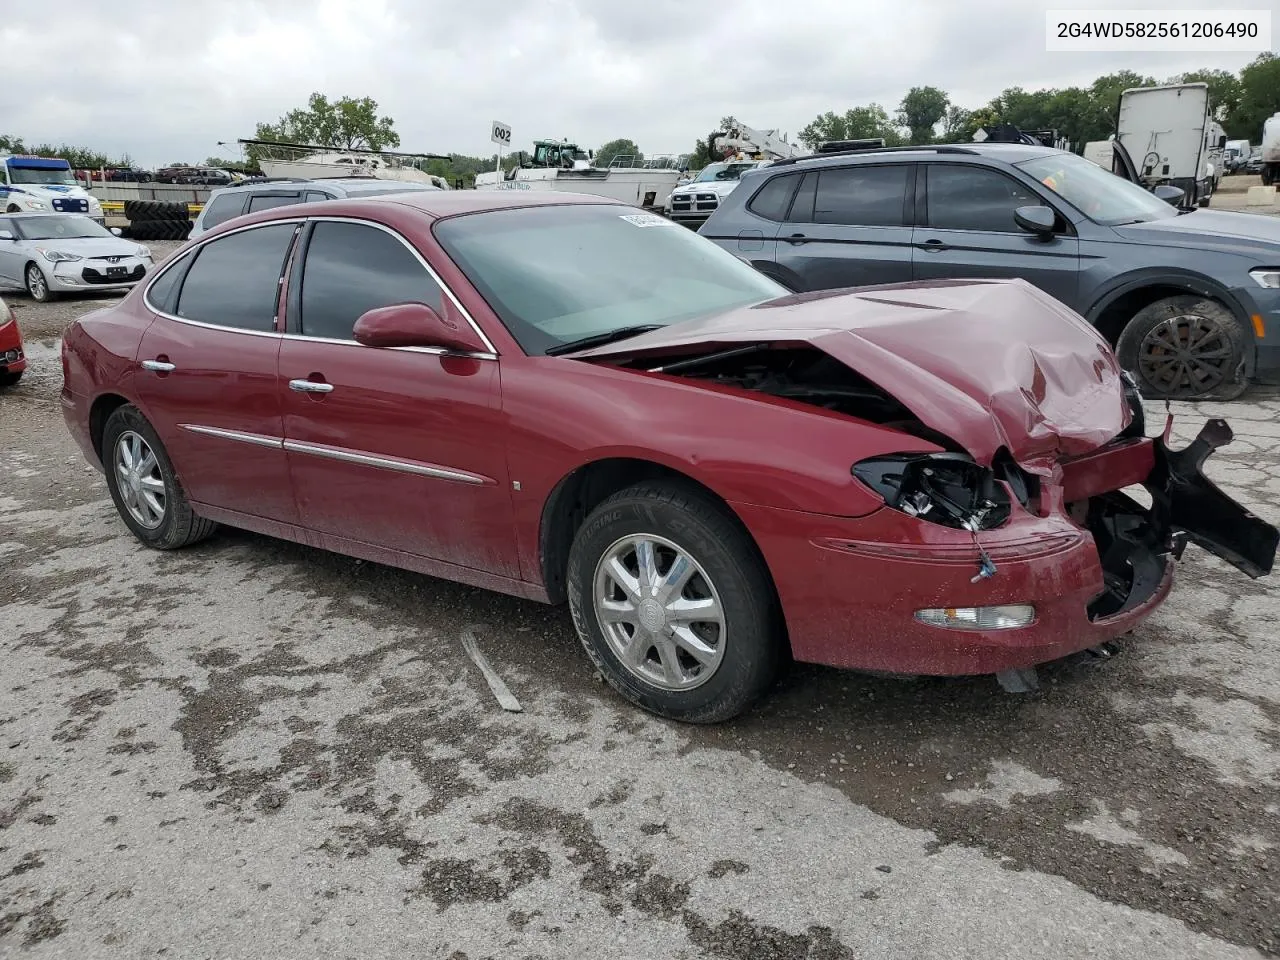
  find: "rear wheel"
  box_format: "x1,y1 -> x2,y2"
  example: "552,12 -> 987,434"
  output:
102,405 -> 218,549
1116,295 -> 1248,401
566,482 -> 784,723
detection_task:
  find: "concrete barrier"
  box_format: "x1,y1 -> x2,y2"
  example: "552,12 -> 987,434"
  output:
1246,185 -> 1277,206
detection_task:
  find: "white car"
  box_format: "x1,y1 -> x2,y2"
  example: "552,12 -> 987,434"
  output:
1,154 -> 105,223
0,214 -> 152,302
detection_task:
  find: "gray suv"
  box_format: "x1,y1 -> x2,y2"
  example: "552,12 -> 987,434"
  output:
699,143 -> 1280,400
191,177 -> 440,240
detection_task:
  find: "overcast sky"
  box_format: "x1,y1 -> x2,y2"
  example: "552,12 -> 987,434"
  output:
3,0 -> 1274,167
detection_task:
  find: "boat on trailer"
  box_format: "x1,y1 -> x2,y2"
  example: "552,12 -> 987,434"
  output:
473,140 -> 685,211
238,139 -> 454,189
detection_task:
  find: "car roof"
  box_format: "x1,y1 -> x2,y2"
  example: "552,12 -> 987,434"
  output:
211,177 -> 442,195
770,141 -> 1064,171
357,190 -> 619,218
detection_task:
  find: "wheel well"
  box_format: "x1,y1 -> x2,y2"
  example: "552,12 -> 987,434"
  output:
1092,284 -> 1231,347
89,394 -> 130,462
539,458 -> 748,605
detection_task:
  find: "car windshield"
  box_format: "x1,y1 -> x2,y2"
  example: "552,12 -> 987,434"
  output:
8,165 -> 78,186
1016,153 -> 1177,225
694,162 -> 758,183
12,216 -> 112,241
434,204 -> 786,355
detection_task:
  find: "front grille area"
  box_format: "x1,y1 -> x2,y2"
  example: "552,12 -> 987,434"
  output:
52,198 -> 90,213
81,264 -> 145,285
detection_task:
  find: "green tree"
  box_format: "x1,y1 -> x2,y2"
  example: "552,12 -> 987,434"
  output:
896,86 -> 950,144
940,105 -> 972,141
595,138 -> 642,167
1172,68 -> 1242,121
1230,52 -> 1280,140
254,93 -> 400,152
798,105 -> 903,149
1089,71 -> 1157,131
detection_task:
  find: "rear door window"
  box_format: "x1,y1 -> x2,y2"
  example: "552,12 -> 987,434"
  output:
812,165 -> 911,226
174,223 -> 297,330
304,191 -> 331,203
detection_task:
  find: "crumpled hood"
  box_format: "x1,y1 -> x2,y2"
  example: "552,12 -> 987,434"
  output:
572,278 -> 1130,469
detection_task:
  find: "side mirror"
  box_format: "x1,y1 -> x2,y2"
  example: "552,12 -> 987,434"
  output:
109,227 -> 123,237
1153,184 -> 1185,205
352,301 -> 488,353
0,229 -> 12,241
1014,205 -> 1056,237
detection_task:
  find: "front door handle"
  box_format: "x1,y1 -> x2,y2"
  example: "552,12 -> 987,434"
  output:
785,233 -> 809,244
918,238 -> 949,252
141,359 -> 175,372
289,378 -> 334,394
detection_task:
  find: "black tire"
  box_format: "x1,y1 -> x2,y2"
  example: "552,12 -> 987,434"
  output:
102,405 -> 218,550
0,370 -> 21,388
566,482 -> 784,723
128,220 -> 165,241
132,200 -> 190,222
1116,294 -> 1249,401
5,204 -> 19,213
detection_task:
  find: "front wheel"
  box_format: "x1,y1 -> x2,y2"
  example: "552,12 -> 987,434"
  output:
567,482 -> 784,723
102,405 -> 218,549
1116,295 -> 1249,401
24,263 -> 53,302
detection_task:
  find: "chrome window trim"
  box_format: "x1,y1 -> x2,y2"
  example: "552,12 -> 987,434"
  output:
141,215 -> 500,359
282,439 -> 491,485
301,215 -> 499,355
178,424 -> 284,449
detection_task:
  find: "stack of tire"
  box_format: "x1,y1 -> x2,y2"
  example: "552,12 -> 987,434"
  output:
123,201 -> 193,242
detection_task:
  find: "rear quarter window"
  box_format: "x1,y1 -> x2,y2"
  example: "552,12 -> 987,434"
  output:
199,193 -> 247,229
747,173 -> 803,222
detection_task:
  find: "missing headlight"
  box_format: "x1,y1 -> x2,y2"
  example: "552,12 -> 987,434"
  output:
852,452 -> 1031,531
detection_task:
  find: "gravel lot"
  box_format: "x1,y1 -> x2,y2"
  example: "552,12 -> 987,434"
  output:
2,238 -> 1280,958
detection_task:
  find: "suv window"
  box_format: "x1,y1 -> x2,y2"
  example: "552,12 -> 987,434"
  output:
201,193 -> 247,229
747,173 -> 802,222
304,191 -> 331,203
174,223 -> 297,330
926,164 -> 1042,233
298,221 -> 442,340
813,165 -> 910,226
247,193 -> 302,213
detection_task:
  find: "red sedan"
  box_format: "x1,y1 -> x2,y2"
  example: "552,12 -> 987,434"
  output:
59,192 -> 1277,722
0,295 -> 26,386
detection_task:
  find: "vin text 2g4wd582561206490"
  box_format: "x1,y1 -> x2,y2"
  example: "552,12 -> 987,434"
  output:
59,190 -> 1279,722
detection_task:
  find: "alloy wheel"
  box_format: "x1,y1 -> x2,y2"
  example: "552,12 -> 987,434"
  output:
114,430 -> 167,529
592,534 -> 726,691
25,265 -> 48,302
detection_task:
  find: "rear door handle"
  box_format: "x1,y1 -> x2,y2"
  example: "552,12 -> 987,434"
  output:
785,233 -> 809,244
141,359 -> 175,372
289,378 -> 334,394
918,239 -> 949,252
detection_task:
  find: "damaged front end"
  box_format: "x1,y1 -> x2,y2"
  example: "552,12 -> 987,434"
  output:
652,343 -> 1277,630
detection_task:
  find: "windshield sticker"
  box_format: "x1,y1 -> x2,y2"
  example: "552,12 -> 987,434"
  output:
619,213 -> 677,228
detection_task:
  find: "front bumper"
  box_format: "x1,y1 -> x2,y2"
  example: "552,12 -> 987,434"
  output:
1,347 -> 26,374
1230,284 -> 1280,381
43,257 -> 149,293
734,424 -> 1276,677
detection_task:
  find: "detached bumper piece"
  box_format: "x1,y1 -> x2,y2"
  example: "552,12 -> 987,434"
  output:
1151,418 -> 1278,579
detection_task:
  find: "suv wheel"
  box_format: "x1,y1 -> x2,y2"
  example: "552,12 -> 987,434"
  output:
1116,295 -> 1248,401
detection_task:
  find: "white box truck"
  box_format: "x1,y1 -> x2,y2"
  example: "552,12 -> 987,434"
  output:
1117,83 -> 1225,206
1260,113 -> 1280,185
